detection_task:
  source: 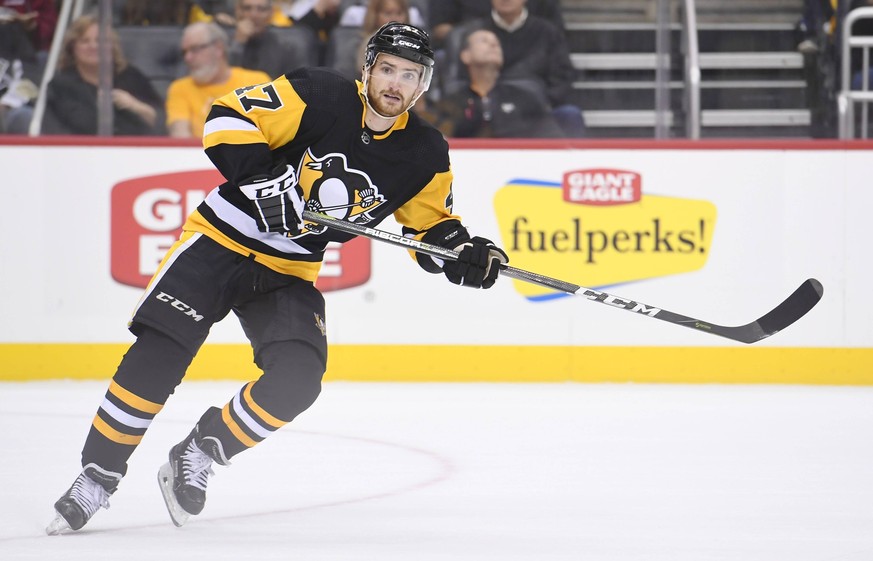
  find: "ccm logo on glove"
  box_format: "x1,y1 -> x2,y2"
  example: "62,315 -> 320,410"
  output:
239,164 -> 305,234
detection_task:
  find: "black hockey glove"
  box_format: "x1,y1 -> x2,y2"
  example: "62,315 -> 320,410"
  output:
238,164 -> 304,234
443,236 -> 508,289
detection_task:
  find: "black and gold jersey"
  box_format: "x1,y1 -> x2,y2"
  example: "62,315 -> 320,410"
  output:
182,67 -> 462,282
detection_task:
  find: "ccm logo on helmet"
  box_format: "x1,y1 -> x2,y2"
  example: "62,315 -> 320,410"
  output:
397,39 -> 420,50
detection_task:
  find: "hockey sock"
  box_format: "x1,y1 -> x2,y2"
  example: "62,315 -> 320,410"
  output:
81,327 -> 195,476
198,340 -> 325,459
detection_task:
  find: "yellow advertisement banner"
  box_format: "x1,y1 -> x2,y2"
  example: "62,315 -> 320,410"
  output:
494,180 -> 718,299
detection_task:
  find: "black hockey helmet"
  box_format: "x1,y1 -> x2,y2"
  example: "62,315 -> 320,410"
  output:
364,22 -> 435,70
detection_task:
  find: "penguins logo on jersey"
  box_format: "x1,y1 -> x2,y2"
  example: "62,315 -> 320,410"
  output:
296,149 -> 386,236
313,312 -> 327,336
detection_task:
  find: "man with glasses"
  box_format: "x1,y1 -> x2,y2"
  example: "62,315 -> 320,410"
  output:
47,22 -> 508,534
166,21 -> 270,138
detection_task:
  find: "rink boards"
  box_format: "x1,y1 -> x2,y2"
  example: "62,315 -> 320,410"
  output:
0,138 -> 869,383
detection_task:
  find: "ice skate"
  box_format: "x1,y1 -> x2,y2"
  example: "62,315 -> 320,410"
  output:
158,424 -> 229,527
46,464 -> 121,535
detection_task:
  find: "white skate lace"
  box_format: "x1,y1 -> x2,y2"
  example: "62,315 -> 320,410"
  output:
182,440 -> 215,491
69,473 -> 111,517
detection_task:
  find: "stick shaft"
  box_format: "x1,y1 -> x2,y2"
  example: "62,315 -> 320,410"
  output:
302,210 -> 822,344
304,210 -> 576,290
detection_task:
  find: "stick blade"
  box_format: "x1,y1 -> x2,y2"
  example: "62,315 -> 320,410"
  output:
730,278 -> 824,344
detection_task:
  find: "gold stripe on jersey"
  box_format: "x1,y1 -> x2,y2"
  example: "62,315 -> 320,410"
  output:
393,169 -> 460,233
221,403 -> 258,448
207,76 -> 305,151
242,381 -> 285,428
375,112 -> 408,137
92,413 -> 144,445
108,380 -> 162,415
183,210 -> 322,281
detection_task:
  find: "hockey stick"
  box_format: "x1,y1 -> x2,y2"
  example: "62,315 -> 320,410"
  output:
302,210 -> 823,344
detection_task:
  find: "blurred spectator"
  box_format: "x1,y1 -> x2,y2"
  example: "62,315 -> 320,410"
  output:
328,0 -> 420,80
223,0 -> 293,78
43,14 -> 164,135
358,0 -> 419,63
434,28 -> 562,137
0,4 -> 40,131
0,58 -> 38,133
428,0 -> 563,46
0,0 -> 58,57
0,5 -> 40,80
796,0 -> 837,137
795,0 -> 835,54
165,21 -> 270,138
189,1 -> 236,24
276,0 -> 340,39
362,0 -> 415,33
338,0 -> 425,28
483,0 -> 583,137
119,0 -> 192,25
121,0 -> 289,27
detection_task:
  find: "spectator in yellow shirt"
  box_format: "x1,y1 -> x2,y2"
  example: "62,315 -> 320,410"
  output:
166,21 -> 270,138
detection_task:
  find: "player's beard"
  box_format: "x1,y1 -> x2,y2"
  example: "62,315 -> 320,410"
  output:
367,85 -> 411,118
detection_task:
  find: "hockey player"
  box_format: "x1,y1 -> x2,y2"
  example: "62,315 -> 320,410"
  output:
47,22 -> 508,534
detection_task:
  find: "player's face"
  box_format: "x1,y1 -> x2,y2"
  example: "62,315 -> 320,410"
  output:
366,53 -> 424,117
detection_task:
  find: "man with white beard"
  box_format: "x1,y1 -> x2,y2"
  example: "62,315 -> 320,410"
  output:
166,21 -> 270,138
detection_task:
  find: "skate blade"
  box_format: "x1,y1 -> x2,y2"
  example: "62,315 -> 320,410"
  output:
46,512 -> 71,536
157,462 -> 190,527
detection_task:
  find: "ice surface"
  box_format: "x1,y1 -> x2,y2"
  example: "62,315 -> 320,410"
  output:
2,381 -> 873,560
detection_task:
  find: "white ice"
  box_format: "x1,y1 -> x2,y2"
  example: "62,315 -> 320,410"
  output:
2,381 -> 873,560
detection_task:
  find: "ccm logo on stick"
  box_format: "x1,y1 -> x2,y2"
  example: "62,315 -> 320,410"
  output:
581,289 -> 661,317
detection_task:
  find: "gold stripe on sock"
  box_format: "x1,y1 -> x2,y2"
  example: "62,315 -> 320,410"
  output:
242,382 -> 285,429
108,380 -> 162,415
221,404 -> 257,448
92,414 -> 143,445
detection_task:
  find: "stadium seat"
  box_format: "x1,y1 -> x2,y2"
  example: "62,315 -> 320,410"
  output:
324,26 -> 365,81
274,25 -> 320,72
116,25 -> 186,99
